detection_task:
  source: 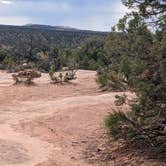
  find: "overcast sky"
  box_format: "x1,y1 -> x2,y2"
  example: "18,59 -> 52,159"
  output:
0,0 -> 129,31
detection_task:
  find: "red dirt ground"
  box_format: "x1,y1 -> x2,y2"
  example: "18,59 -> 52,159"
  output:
0,70 -> 164,166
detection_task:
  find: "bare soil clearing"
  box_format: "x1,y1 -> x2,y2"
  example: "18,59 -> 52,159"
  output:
0,70 -> 164,166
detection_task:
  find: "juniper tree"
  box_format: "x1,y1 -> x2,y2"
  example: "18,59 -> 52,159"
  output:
104,0 -> 166,150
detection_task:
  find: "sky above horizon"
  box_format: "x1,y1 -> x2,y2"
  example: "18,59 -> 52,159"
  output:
0,0 -> 129,31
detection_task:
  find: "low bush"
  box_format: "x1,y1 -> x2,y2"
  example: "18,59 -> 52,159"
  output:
49,70 -> 77,84
12,70 -> 41,85
97,70 -> 127,91
105,111 -> 129,138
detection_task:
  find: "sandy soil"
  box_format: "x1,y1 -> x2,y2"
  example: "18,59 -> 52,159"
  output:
0,70 -> 164,166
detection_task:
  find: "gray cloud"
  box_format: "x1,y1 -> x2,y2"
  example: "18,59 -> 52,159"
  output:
0,0 -> 129,31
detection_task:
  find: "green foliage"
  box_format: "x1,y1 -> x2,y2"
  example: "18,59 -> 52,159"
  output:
0,49 -> 9,62
78,38 -> 107,70
97,72 -> 109,88
105,111 -> 129,138
115,94 -> 127,106
4,55 -> 16,71
0,24 -> 107,72
104,0 -> 166,149
122,0 -> 165,22
49,65 -> 55,79
97,69 -> 127,90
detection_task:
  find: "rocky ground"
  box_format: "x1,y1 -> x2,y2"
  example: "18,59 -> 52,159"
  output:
0,70 -> 165,166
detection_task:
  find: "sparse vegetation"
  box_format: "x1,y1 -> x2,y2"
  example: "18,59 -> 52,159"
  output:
49,70 -> 77,84
12,69 -> 41,85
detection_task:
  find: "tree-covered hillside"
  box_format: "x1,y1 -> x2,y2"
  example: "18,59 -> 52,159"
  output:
0,24 -> 108,49
0,24 -> 108,72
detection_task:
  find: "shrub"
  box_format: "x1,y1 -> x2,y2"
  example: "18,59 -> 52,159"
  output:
49,70 -> 77,84
49,72 -> 59,84
12,70 -> 41,85
4,55 -> 16,72
97,70 -> 127,91
105,111 -> 128,138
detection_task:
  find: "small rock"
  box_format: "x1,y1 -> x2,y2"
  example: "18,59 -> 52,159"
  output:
97,148 -> 102,152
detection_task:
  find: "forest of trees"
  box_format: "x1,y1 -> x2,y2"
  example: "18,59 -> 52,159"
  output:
0,25 -> 107,72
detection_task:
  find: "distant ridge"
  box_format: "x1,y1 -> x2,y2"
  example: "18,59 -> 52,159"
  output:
0,24 -> 109,33
0,24 -> 108,49
24,24 -> 79,31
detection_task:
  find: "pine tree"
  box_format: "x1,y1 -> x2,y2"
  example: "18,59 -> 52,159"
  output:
104,0 -> 166,151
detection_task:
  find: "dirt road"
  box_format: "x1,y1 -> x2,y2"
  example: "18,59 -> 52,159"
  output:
0,70 -> 132,166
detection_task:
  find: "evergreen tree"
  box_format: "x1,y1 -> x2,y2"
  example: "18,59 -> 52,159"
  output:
104,0 -> 166,151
